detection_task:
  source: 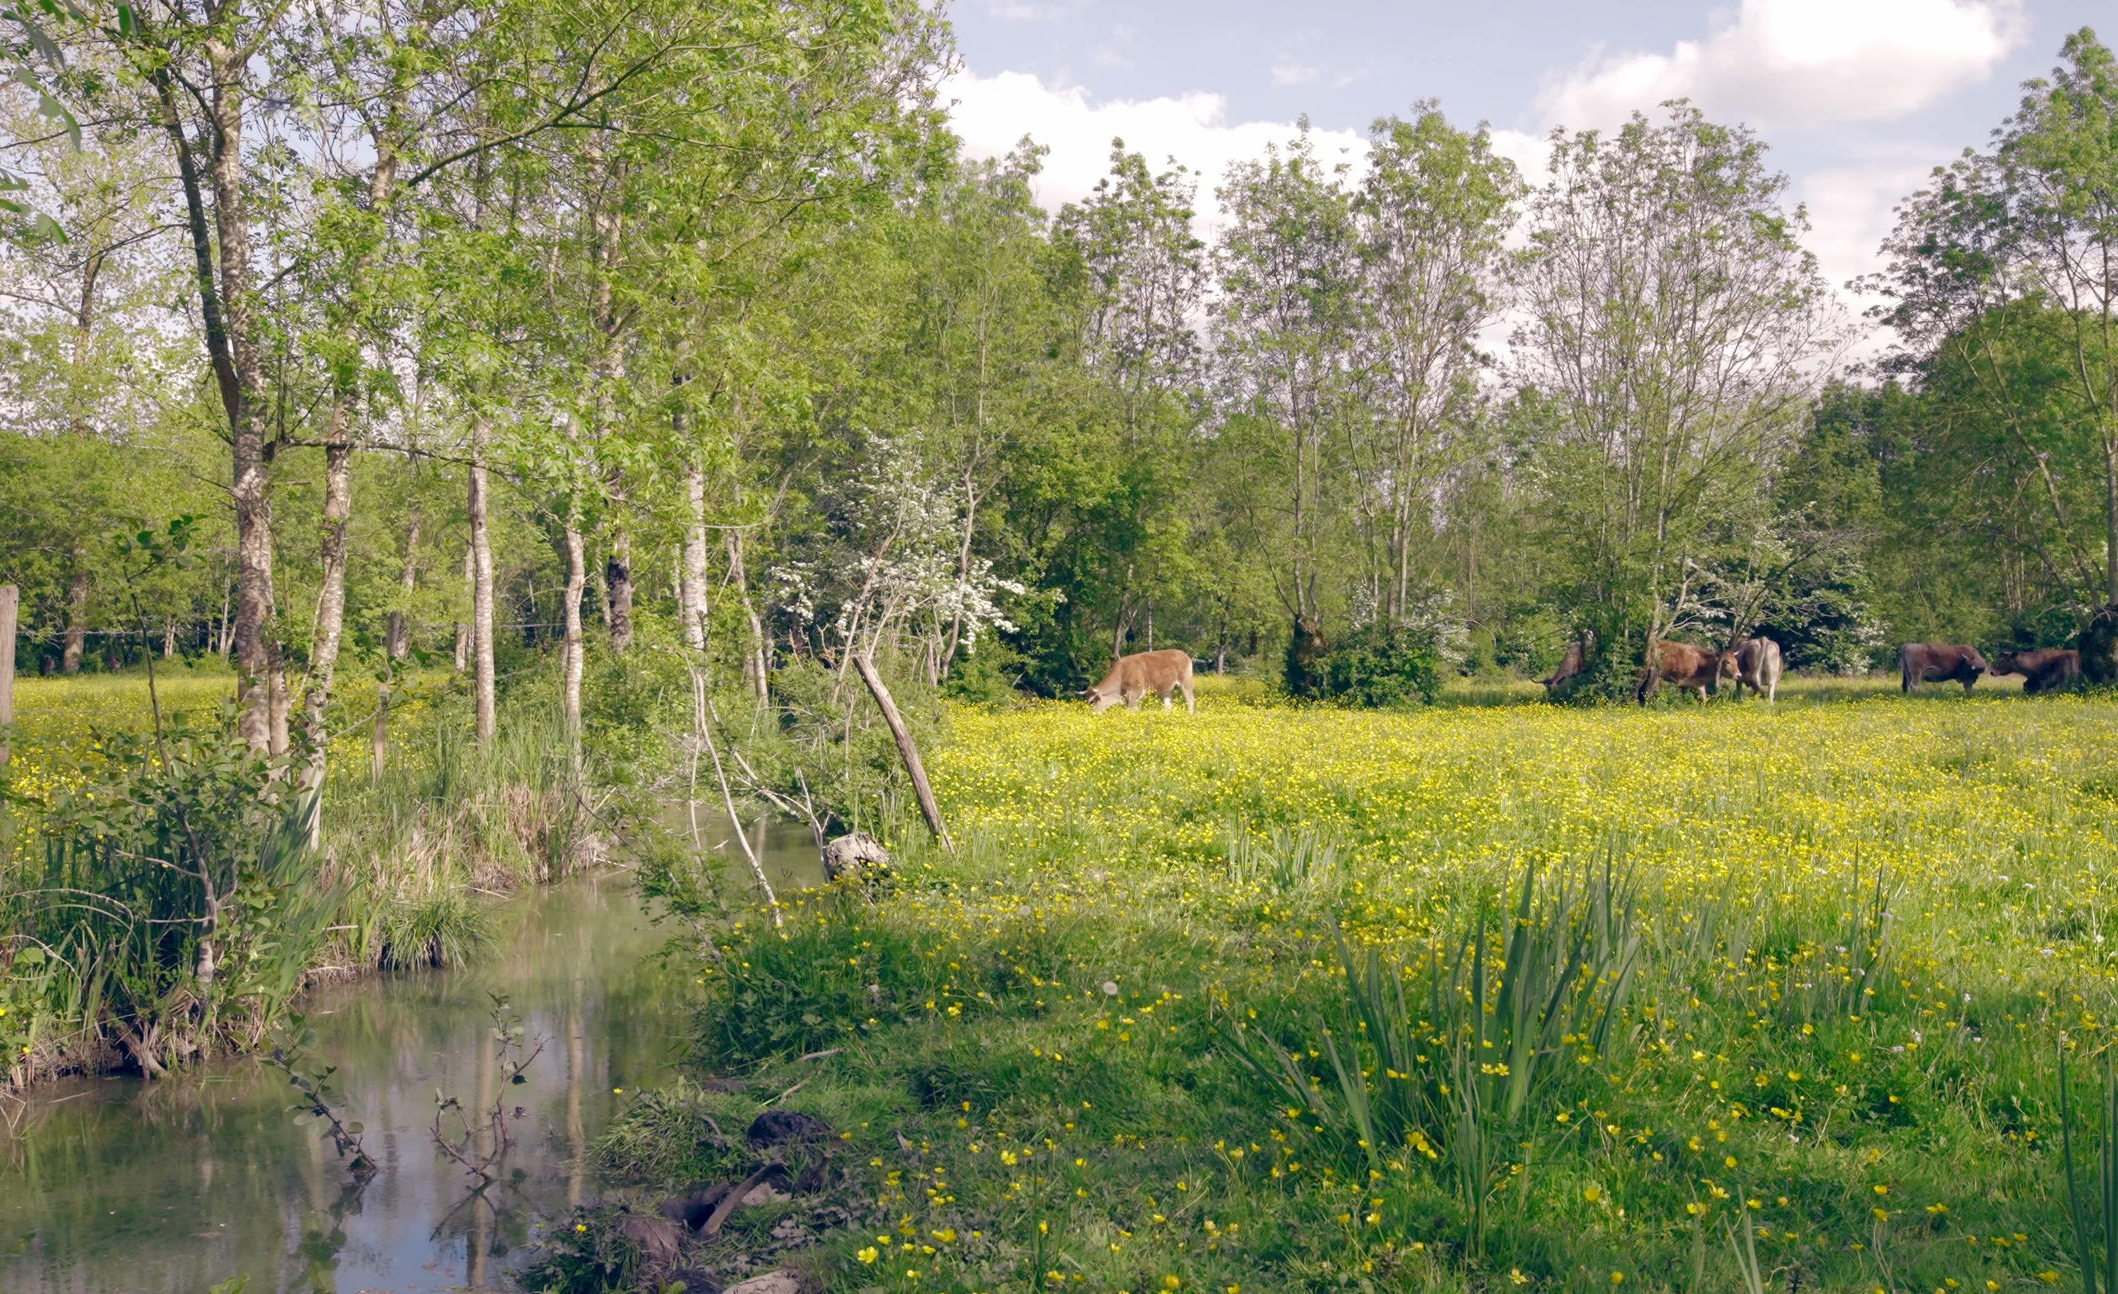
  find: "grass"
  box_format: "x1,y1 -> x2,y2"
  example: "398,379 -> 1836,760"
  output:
579,678 -> 2118,1293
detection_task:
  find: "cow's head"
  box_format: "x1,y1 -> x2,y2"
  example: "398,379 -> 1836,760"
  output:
1710,648 -> 1743,693
1990,649 -> 2022,676
1081,683 -> 1121,713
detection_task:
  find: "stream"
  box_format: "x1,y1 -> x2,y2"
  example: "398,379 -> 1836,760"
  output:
0,815 -> 817,1294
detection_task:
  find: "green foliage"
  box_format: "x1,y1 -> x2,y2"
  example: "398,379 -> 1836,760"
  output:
2,704 -> 340,1076
1306,622 -> 1444,708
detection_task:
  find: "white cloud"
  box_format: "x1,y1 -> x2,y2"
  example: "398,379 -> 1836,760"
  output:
1796,162 -> 1935,303
943,68 -> 1367,235
1271,61 -> 1320,87
1537,0 -> 2025,132
983,0 -> 1074,21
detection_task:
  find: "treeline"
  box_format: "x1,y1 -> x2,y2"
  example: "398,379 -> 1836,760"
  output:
4,7 -> 2117,748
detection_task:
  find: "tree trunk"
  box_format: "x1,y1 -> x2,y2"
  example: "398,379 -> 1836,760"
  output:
470,418 -> 497,743
389,510 -> 420,660
452,541 -> 470,671
562,518 -> 586,740
2104,427 -> 2118,608
268,657 -> 290,758
606,528 -> 633,653
62,559 -> 87,674
727,530 -> 768,704
207,38 -> 277,753
681,460 -> 709,652
850,652 -> 952,851
0,584 -> 16,771
303,435 -> 354,806
162,620 -> 177,659
372,673 -> 390,780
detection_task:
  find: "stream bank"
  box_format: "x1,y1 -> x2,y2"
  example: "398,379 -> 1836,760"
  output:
0,817 -> 816,1294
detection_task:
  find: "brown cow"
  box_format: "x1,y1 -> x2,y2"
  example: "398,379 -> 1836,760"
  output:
1720,636 -> 1783,703
1634,640 -> 1725,705
1899,642 -> 1989,693
1084,648 -> 1196,713
1993,647 -> 2081,696
1540,632 -> 1594,696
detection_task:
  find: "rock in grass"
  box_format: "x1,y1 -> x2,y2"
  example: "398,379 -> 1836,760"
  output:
722,1273 -> 803,1294
821,832 -> 889,882
747,1109 -> 833,1147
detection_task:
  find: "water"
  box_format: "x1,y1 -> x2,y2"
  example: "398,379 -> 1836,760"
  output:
0,815 -> 817,1294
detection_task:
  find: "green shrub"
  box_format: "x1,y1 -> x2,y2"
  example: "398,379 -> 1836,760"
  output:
1311,623 -> 1443,707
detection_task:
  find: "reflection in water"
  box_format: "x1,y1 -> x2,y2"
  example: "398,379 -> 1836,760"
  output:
0,816 -> 817,1294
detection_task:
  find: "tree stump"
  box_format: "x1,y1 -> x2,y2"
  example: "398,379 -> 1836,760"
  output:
2081,605 -> 2118,685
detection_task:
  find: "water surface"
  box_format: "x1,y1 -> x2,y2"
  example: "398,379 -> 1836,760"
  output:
0,815 -> 815,1293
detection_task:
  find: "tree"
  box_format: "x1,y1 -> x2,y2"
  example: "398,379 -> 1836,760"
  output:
1871,28 -> 2118,673
1350,106 -> 1520,625
1514,102 -> 1835,675
1214,124 -> 1362,643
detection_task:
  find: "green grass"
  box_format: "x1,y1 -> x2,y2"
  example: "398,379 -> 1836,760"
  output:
573,685 -> 2118,1294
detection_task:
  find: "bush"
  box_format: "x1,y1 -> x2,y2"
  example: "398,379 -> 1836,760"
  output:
1309,623 -> 1443,708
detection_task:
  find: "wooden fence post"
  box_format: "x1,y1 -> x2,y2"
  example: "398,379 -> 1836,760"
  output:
0,583 -> 16,771
850,652 -> 953,852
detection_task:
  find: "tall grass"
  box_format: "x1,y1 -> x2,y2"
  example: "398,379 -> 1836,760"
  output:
1223,860 -> 1641,1253
2,672 -> 610,1085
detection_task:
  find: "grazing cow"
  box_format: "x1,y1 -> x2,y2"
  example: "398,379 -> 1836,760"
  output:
1720,636 -> 1784,703
1899,642 -> 1989,693
1084,648 -> 1196,713
1634,640 -> 1724,705
1540,633 -> 1594,696
1993,647 -> 2081,696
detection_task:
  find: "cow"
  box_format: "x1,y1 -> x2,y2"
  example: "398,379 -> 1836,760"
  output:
1993,647 -> 2081,696
1720,636 -> 1784,703
1899,642 -> 1989,693
1084,648 -> 1196,713
1540,632 -> 1594,696
1634,640 -> 1725,705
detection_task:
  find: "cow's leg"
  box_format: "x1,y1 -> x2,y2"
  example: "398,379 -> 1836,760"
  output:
1766,675 -> 1778,704
1183,680 -> 1195,714
1161,688 -> 1172,711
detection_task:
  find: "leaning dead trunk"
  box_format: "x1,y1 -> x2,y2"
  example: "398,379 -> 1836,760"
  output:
850,652 -> 952,851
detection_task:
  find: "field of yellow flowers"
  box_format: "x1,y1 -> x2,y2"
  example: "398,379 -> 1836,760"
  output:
614,678 -> 2118,1294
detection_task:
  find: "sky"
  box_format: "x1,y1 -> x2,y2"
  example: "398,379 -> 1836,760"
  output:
939,0 -> 2107,304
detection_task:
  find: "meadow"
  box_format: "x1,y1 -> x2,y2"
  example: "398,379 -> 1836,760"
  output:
588,674 -> 2118,1294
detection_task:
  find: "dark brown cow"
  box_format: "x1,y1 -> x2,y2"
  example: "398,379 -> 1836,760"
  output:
1993,647 -> 2081,696
1899,643 -> 1989,693
1540,633 -> 1593,695
1084,648 -> 1196,713
1634,640 -> 1725,705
